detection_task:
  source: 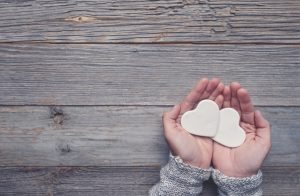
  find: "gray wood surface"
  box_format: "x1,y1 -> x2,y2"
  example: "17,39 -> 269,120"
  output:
0,166 -> 299,196
0,166 -> 217,196
1,44 -> 299,106
1,0 -> 300,43
1,0 -> 300,195
0,106 -> 298,167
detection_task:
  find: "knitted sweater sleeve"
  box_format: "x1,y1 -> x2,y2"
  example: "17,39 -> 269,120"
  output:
149,154 -> 211,196
212,169 -> 263,196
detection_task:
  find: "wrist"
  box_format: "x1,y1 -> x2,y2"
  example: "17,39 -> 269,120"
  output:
170,154 -> 212,176
185,160 -> 211,169
215,168 -> 258,178
214,164 -> 259,178
171,151 -> 212,169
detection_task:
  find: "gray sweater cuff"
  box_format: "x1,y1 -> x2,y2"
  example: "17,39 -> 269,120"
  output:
149,154 -> 212,196
212,169 -> 263,196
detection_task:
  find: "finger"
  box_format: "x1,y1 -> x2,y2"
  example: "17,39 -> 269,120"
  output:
223,86 -> 231,108
209,82 -> 225,100
255,110 -> 270,129
230,82 -> 242,114
199,78 -> 220,100
180,78 -> 209,114
255,110 -> 271,143
237,88 -> 255,125
215,94 -> 224,109
163,105 -> 181,135
162,105 -> 185,155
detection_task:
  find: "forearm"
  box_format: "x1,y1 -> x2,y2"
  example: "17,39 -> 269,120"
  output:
149,154 -> 211,196
212,169 -> 263,196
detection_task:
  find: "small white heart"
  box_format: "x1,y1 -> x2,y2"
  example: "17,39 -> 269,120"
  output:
181,99 -> 220,137
213,108 -> 246,148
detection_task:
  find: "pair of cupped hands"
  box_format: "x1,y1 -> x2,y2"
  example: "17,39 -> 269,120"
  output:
163,78 -> 271,178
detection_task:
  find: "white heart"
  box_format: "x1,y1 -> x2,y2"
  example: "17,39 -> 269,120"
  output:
181,99 -> 246,148
181,99 -> 220,137
213,108 -> 246,148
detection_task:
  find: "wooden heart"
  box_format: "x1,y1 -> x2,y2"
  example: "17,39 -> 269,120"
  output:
213,108 -> 246,148
181,99 -> 220,137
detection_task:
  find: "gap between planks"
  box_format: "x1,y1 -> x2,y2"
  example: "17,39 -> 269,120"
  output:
1,41 -> 300,45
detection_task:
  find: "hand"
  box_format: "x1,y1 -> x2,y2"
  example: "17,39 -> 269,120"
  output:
163,78 -> 224,168
212,82 -> 271,177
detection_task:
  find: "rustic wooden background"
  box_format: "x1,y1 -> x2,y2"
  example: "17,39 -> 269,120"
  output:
0,0 -> 300,195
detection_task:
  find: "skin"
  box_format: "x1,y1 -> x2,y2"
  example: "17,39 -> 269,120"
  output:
163,79 -> 271,177
212,82 -> 272,177
163,78 -> 224,168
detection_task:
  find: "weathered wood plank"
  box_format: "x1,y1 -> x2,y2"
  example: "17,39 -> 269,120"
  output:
0,0 -> 300,43
1,44 -> 299,106
0,166 -> 299,196
0,166 -> 216,196
0,106 -> 299,166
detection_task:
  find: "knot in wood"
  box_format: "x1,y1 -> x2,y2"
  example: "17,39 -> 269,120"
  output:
56,143 -> 72,155
50,106 -> 64,125
65,16 -> 96,23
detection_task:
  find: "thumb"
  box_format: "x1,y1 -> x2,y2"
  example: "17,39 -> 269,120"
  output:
163,104 -> 181,133
255,110 -> 271,141
255,110 -> 270,128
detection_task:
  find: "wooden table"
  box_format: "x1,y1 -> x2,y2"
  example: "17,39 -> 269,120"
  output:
0,0 -> 299,195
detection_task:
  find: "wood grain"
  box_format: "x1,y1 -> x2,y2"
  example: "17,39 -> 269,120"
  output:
0,106 -> 299,167
0,166 -> 217,196
0,0 -> 300,43
0,166 -> 299,196
1,0 -> 299,195
1,44 -> 299,106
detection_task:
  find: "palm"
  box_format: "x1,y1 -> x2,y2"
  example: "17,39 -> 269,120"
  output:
163,78 -> 224,168
170,127 -> 213,168
213,83 -> 271,177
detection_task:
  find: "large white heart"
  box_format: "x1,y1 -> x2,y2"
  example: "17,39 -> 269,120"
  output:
181,99 -> 220,137
213,108 -> 246,148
